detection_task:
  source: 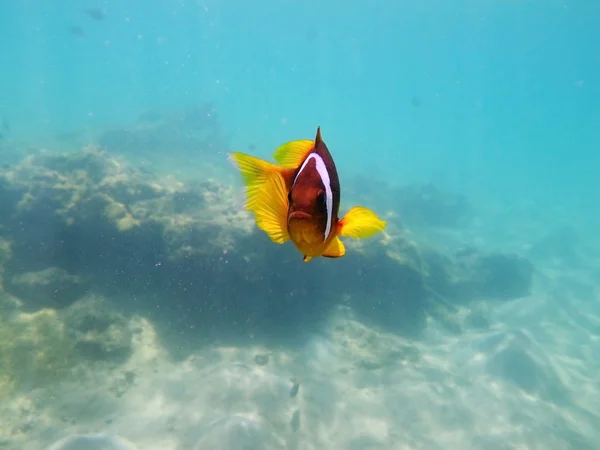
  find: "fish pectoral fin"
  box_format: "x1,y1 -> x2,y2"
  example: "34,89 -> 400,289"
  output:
338,206 -> 387,239
303,255 -> 312,262
228,152 -> 280,210
252,172 -> 290,244
322,237 -> 346,258
273,140 -> 315,168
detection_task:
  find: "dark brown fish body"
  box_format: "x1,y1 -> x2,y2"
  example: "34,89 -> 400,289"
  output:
286,128 -> 341,248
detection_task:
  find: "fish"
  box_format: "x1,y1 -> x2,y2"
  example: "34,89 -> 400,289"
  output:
84,8 -> 106,20
67,25 -> 85,37
229,127 -> 387,262
290,378 -> 300,398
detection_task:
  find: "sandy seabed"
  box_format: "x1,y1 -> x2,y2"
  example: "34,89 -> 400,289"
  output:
3,270 -> 600,450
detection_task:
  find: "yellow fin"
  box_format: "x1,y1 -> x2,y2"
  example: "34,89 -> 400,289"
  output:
272,140 -> 315,168
252,172 -> 290,244
338,206 -> 387,239
322,237 -> 346,258
229,152 -> 280,210
303,255 -> 312,262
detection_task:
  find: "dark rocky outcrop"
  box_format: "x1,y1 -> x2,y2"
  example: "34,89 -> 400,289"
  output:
423,246 -> 533,303
97,102 -> 227,170
0,147 -> 534,353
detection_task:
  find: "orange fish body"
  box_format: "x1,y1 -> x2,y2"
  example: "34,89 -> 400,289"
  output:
230,127 -> 386,262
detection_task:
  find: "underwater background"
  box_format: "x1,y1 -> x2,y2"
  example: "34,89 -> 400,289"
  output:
0,1 -> 599,449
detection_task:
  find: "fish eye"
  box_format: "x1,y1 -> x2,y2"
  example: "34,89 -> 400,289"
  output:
316,191 -> 326,205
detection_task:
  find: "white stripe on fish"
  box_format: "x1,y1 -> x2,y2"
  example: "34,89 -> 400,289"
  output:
294,153 -> 333,241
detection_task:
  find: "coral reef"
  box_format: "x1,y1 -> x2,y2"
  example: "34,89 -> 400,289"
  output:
63,296 -> 133,363
2,139 -> 594,450
0,308 -> 76,392
0,146 -> 534,364
0,147 -> 427,346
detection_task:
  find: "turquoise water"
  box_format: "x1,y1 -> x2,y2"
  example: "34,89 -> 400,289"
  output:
0,1 -> 599,449
3,1 -> 599,206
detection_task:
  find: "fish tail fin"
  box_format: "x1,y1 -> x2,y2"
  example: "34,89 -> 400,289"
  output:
229,152 -> 282,210
338,206 -> 387,239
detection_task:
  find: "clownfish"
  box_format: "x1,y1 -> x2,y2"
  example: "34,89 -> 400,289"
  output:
229,127 -> 386,262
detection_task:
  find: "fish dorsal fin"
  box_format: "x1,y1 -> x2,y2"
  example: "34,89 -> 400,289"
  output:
252,172 -> 290,244
273,139 -> 315,169
315,126 -> 322,145
322,236 -> 345,258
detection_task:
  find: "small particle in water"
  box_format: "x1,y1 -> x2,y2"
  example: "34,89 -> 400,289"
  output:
411,96 -> 421,107
290,378 -> 300,398
254,354 -> 269,365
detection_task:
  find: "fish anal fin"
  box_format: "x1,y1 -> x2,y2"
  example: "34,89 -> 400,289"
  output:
338,206 -> 387,239
303,255 -> 312,263
252,172 -> 290,244
322,236 -> 345,258
273,140 -> 315,168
